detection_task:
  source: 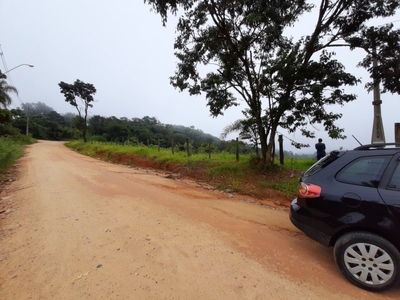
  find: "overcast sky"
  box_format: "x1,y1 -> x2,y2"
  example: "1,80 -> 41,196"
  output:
1,0 -> 399,154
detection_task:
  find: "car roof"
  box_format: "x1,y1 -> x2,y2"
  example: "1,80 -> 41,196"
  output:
353,143 -> 400,151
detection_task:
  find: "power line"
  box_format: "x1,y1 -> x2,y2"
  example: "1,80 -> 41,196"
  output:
0,44 -> 25,105
0,44 -> 10,72
374,19 -> 400,28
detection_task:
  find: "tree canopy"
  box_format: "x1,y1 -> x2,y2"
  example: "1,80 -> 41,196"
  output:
21,102 -> 54,116
0,76 -> 18,109
58,79 -> 97,142
145,0 -> 191,24
145,0 -> 400,165
10,103 -> 243,154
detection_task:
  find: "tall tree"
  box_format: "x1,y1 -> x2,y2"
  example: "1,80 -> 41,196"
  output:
221,116 -> 261,157
146,0 -> 400,165
0,77 -> 18,108
58,79 -> 97,142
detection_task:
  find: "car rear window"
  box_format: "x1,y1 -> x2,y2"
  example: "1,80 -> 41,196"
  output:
336,156 -> 391,188
304,151 -> 341,176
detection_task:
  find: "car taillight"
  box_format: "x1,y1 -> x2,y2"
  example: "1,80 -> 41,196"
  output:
298,182 -> 321,198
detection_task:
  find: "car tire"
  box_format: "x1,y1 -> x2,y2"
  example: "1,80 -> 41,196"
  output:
334,231 -> 400,292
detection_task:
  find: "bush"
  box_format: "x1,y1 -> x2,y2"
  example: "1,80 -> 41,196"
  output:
89,135 -> 107,143
0,124 -> 22,137
0,109 -> 12,124
0,138 -> 27,169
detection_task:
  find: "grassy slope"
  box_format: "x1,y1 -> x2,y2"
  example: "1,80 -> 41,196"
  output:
0,136 -> 36,190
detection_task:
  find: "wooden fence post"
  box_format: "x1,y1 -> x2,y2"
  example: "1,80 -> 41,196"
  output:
172,139 -> 175,154
236,137 -> 239,162
186,138 -> 190,156
279,134 -> 284,165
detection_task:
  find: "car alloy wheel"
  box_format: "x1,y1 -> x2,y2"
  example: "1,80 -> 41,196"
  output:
334,232 -> 400,292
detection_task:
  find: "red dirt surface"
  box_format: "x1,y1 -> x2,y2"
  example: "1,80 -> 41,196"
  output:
1,141 -> 398,299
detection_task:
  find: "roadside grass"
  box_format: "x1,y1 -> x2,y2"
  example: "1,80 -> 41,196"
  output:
65,140 -> 314,203
66,140 -> 249,164
284,157 -> 316,170
261,177 -> 300,197
0,135 -> 36,184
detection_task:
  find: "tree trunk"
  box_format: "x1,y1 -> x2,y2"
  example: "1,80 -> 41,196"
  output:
83,112 -> 88,143
258,122 -> 268,165
82,123 -> 87,143
265,123 -> 278,165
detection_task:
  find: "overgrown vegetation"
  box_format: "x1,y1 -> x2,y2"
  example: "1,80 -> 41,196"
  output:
66,140 -> 315,203
0,70 -> 36,185
0,135 -> 35,183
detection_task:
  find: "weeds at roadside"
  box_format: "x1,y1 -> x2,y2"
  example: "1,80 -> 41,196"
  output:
0,136 -> 35,191
260,178 -> 300,197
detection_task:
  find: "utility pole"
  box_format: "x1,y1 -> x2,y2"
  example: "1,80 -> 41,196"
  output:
395,123 -> 400,145
26,106 -> 30,136
371,44 -> 386,144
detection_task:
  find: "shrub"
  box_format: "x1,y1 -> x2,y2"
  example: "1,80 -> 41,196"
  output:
89,135 -> 107,143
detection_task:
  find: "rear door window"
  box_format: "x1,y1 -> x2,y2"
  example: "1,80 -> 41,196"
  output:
379,159 -> 400,223
336,156 -> 391,187
388,162 -> 400,190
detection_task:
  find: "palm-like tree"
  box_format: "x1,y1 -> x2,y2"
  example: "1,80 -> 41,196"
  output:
0,76 -> 18,108
221,110 -> 262,157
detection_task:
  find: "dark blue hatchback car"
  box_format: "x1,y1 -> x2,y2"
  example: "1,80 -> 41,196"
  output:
290,143 -> 400,292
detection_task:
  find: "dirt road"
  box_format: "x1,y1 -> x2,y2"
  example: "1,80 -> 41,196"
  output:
0,141 -> 398,299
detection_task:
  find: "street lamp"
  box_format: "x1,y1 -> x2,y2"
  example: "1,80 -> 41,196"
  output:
3,64 -> 34,75
0,63 -> 34,136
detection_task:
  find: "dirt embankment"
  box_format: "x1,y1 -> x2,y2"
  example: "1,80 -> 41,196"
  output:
80,145 -> 296,208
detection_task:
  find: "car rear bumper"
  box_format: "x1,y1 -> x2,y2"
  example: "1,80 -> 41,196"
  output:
290,199 -> 332,247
